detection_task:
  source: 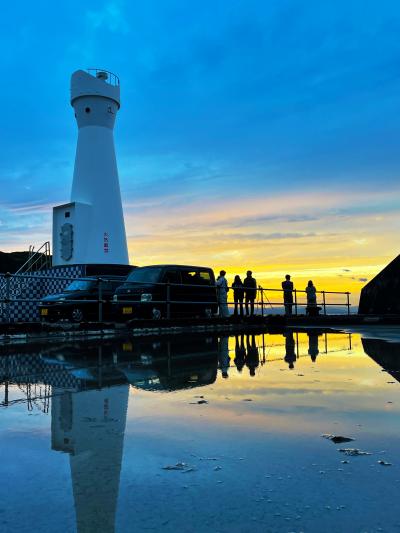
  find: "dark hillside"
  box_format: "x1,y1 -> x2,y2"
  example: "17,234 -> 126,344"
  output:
0,251 -> 32,274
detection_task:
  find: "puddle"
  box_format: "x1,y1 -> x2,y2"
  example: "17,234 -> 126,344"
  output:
0,329 -> 400,532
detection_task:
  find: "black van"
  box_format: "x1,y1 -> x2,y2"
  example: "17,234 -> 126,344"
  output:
38,276 -> 127,322
112,265 -> 218,320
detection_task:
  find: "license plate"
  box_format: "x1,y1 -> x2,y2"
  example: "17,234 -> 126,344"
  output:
40,309 -> 48,316
123,307 -> 133,315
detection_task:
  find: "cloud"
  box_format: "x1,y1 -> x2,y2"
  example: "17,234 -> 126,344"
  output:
208,232 -> 318,241
86,2 -> 129,34
0,0 -> 400,297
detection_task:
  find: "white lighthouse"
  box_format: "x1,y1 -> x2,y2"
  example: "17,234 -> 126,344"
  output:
52,69 -> 129,266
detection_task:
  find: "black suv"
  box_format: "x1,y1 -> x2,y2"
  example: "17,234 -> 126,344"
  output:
113,265 -> 218,320
38,276 -> 127,322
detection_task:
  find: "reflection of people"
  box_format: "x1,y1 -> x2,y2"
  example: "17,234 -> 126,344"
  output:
218,336 -> 230,378
234,335 -> 246,372
216,270 -> 230,318
245,335 -> 259,376
284,331 -> 296,369
232,275 -> 244,317
307,332 -> 320,362
282,274 -> 294,315
243,271 -> 257,316
306,280 -> 317,315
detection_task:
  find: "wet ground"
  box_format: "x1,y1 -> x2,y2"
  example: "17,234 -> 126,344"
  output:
0,328 -> 400,533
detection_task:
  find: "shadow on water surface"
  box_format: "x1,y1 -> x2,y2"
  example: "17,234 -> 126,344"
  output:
0,329 -> 400,533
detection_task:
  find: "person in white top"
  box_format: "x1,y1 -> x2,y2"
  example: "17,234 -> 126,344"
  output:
216,270 -> 230,317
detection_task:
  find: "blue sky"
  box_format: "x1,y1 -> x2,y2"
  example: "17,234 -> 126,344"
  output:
1,0 -> 400,293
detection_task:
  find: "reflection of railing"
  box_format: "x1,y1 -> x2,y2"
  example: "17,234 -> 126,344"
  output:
1,381 -> 51,412
228,331 -> 353,366
0,272 -> 351,323
0,331 -> 354,409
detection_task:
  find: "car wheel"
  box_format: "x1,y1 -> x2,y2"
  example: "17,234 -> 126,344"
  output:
71,308 -> 84,322
205,308 -> 212,319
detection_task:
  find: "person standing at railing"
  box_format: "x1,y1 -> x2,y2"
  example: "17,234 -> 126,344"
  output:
282,274 -> 294,315
305,280 -> 317,315
216,270 -> 230,317
232,275 -> 244,316
243,270 -> 257,316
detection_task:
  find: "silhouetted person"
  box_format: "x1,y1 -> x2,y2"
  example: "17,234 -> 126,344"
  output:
218,336 -> 230,378
305,280 -> 317,315
307,331 -> 320,362
234,335 -> 246,372
243,271 -> 257,316
282,274 -> 294,316
246,335 -> 259,376
216,270 -> 229,318
284,331 -> 296,369
232,275 -> 244,317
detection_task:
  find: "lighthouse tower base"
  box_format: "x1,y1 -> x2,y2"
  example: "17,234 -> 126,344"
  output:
53,200 -> 130,267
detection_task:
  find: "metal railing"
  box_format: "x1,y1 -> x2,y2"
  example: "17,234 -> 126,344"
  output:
24,241 -> 51,272
256,287 -> 351,317
0,271 -> 351,323
0,242 -> 52,321
87,68 -> 120,86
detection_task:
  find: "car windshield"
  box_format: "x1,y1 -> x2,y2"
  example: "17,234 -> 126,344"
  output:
127,267 -> 163,284
65,280 -> 94,291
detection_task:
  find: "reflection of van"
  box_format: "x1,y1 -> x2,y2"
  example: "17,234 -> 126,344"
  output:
116,335 -> 219,391
113,265 -> 218,320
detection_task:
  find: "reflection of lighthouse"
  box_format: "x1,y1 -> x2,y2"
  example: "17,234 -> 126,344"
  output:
53,69 -> 129,266
51,385 -> 129,533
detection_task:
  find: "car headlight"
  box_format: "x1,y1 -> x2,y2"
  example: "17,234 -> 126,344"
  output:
141,293 -> 152,302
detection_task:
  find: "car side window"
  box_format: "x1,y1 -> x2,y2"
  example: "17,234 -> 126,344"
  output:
181,270 -> 208,286
181,271 -> 197,285
199,271 -> 211,285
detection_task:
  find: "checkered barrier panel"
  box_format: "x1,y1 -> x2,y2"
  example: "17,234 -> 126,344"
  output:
0,265 -> 85,323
